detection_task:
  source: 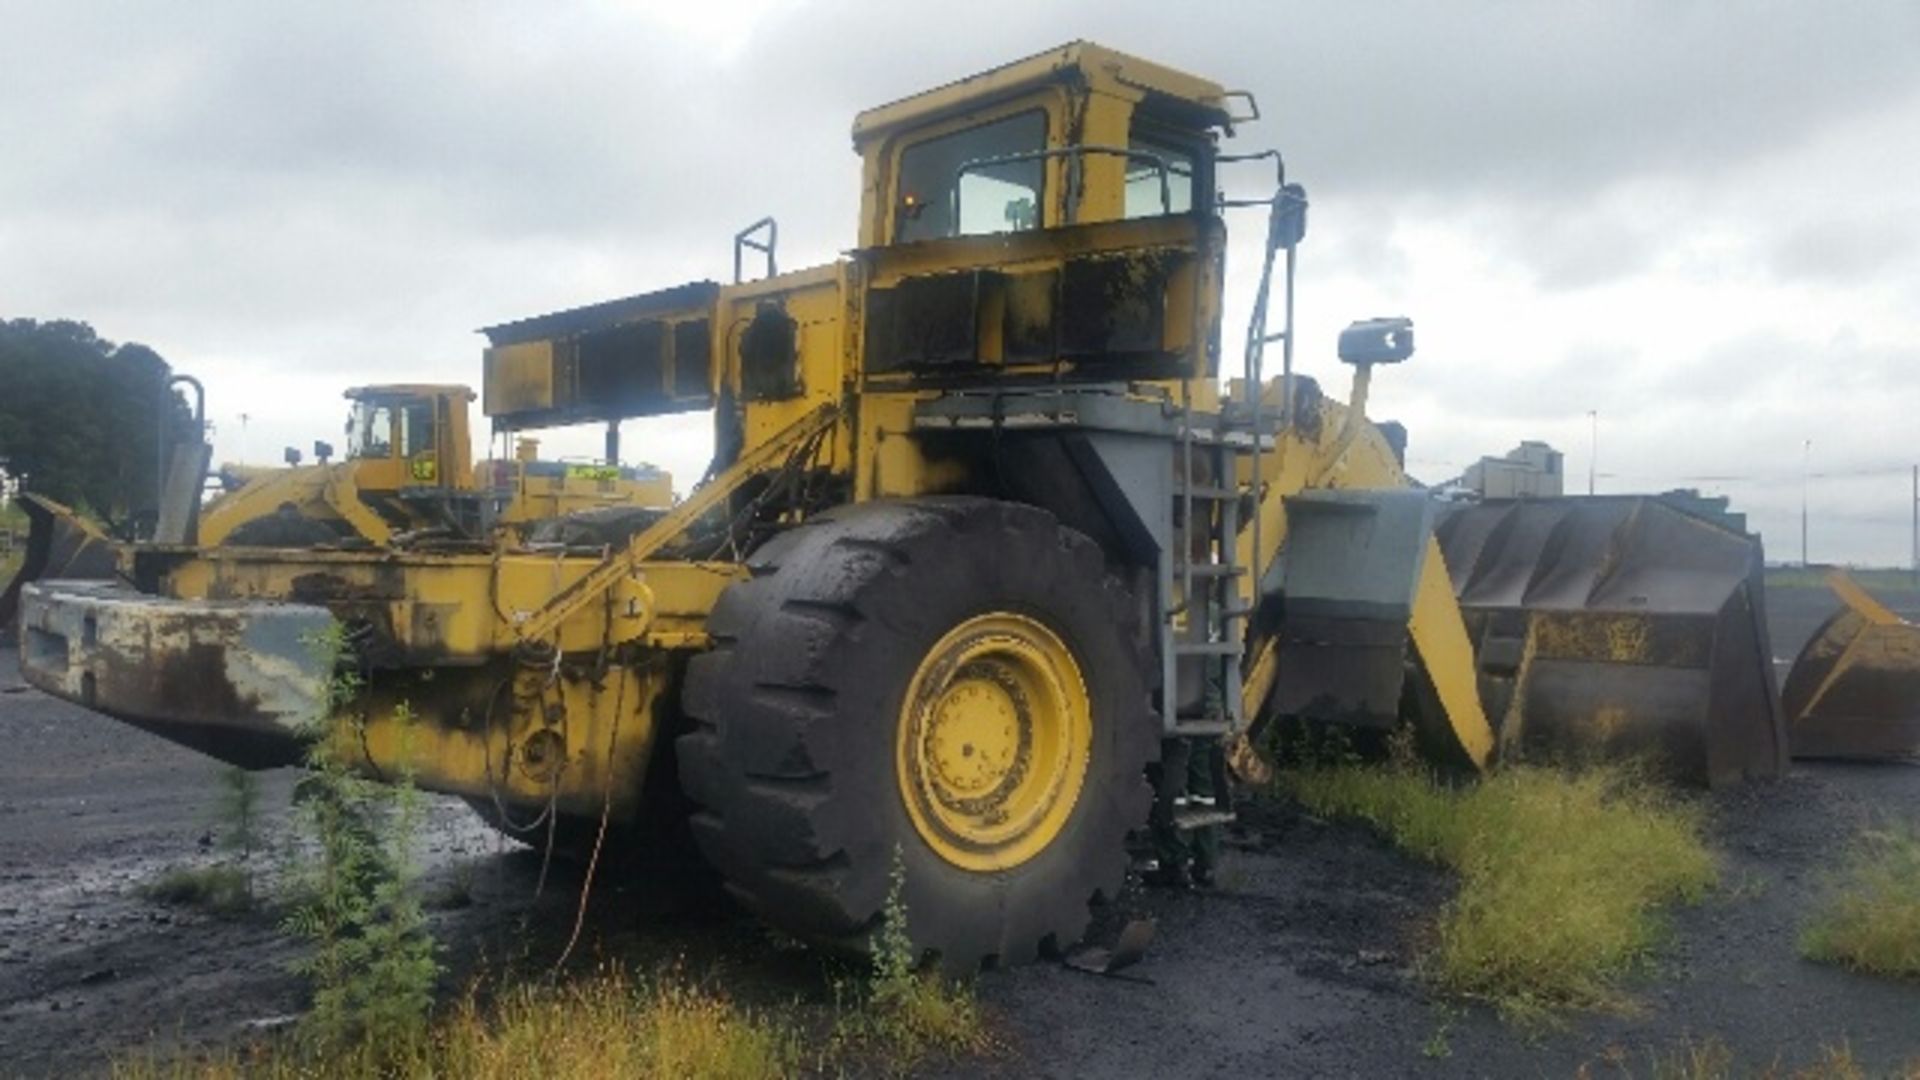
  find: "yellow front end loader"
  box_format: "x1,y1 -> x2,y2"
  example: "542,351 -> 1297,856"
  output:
17,43 -> 1791,972
203,383 -> 673,546
3,382 -> 673,624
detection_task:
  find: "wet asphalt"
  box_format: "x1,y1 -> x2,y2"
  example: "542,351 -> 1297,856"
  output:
1,580 -> 1917,1076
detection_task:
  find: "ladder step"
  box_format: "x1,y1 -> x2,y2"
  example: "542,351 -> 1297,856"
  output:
1174,428 -> 1267,449
1174,484 -> 1239,500
1175,641 -> 1242,656
1170,718 -> 1234,737
1177,564 -> 1245,578
1173,808 -> 1236,832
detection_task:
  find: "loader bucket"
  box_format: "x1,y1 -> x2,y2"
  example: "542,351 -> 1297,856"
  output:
0,495 -> 118,638
1781,571 -> 1920,762
1435,496 -> 1786,787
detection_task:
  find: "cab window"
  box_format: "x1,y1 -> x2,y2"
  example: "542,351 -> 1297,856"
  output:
348,403 -> 394,459
895,110 -> 1046,243
1123,135 -> 1195,219
400,402 -> 435,457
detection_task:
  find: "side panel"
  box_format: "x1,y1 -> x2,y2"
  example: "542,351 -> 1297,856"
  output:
716,265 -> 850,469
480,280 -> 722,431
163,552 -> 743,661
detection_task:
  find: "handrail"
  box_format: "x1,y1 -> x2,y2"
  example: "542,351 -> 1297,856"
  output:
1231,175 -> 1308,587
733,217 -> 778,283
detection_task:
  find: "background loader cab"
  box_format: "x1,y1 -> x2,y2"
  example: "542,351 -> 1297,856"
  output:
206,384 -> 671,547
341,384 -> 475,494
202,384 -> 479,547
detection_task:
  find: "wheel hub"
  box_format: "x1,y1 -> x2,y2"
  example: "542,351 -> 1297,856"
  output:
898,613 -> 1092,872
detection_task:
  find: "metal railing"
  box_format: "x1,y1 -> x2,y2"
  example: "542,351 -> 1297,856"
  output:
733,217 -> 778,283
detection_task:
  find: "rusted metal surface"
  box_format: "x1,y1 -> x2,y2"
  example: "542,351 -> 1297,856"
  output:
18,577 -> 665,817
1783,576 -> 1920,761
18,580 -> 332,768
1436,496 -> 1787,787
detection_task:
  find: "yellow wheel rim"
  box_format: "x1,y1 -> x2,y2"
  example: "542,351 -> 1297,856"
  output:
897,612 -> 1093,872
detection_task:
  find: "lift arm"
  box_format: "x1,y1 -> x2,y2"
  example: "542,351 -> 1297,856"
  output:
513,403 -> 838,643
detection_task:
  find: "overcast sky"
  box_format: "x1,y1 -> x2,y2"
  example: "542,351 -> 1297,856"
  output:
4,1 -> 1918,564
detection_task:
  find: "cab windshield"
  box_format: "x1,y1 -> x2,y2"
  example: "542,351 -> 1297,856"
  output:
347,401 -> 396,459
896,110 -> 1047,243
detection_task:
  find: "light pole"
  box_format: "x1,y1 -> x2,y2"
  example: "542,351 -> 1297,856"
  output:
238,412 -> 251,466
1801,438 -> 1812,567
1586,410 -> 1597,496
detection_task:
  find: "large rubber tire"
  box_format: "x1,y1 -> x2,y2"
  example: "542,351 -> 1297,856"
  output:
221,512 -> 341,548
677,497 -> 1156,974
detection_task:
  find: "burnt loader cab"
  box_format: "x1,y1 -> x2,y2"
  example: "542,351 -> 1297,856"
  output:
853,42 -> 1227,246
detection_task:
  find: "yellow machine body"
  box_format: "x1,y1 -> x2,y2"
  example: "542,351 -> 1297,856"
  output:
15,42 -> 1783,971
198,384 -> 479,546
196,384 -> 671,545
1783,571 -> 1920,762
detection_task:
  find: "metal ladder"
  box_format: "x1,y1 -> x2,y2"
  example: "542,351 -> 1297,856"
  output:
1157,170 -> 1308,832
1159,171 -> 1307,742
1167,417 -> 1248,740
1164,418 -> 1249,835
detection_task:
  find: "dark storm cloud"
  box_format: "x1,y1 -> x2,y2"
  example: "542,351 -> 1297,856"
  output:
731,0 -> 1920,195
13,2 -> 1918,239
2,1 -> 1917,557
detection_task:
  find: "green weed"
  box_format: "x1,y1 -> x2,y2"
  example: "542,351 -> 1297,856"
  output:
1287,759 -> 1715,1018
1801,823 -> 1920,979
830,848 -> 992,1072
112,968 -> 798,1080
281,629 -> 439,1053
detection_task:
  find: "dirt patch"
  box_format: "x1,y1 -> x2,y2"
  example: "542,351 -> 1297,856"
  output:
6,639 -> 1920,1076
0,650 -> 839,1077
936,765 -> 1920,1078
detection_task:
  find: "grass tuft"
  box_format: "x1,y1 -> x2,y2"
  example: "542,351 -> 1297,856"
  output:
1288,760 -> 1715,1017
432,971 -> 796,1080
1633,1035 -> 1885,1080
1646,1033 -> 1736,1080
138,865 -> 254,917
1801,823 -> 1920,979
113,968 -> 798,1079
846,968 -> 990,1070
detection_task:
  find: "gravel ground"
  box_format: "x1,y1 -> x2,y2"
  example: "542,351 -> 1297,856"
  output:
2,581 -> 1918,1076
954,762 -> 1920,1078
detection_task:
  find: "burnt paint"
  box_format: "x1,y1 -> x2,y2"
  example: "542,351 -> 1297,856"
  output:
740,302 -> 800,401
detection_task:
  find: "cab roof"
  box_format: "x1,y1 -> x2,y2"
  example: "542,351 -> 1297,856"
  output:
344,384 -> 476,403
851,41 -> 1235,149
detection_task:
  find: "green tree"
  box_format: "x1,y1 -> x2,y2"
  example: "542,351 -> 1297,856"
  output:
0,318 -> 193,532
